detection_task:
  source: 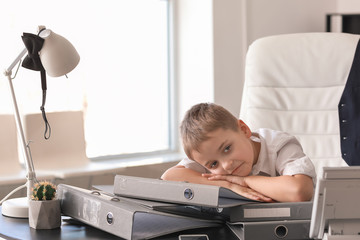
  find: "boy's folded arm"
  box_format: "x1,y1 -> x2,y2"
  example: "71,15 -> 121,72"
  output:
244,174 -> 314,202
161,165 -> 232,186
161,166 -> 272,202
207,174 -> 313,202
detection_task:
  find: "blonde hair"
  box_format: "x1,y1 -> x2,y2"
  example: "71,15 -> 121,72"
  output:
180,103 -> 239,159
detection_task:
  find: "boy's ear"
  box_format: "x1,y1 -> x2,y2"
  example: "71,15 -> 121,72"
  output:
237,120 -> 252,138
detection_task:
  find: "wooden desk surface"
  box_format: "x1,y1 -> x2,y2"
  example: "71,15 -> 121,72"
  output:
0,206 -> 237,240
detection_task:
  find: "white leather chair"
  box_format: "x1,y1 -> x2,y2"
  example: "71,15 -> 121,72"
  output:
240,32 -> 360,174
24,111 -> 127,189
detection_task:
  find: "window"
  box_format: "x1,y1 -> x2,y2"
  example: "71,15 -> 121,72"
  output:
0,0 -> 175,160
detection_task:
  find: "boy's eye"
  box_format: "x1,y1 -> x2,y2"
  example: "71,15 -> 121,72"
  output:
224,145 -> 231,153
210,161 -> 218,169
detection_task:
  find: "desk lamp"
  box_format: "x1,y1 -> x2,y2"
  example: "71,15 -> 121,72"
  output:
1,26 -> 80,218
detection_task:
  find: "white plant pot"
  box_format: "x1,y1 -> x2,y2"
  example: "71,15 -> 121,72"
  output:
29,199 -> 61,229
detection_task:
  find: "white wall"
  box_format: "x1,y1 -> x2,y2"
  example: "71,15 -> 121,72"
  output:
336,0 -> 360,12
246,0 -> 337,44
213,0 -> 247,117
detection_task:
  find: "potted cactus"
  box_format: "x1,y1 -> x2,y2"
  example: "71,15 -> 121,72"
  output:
29,181 -> 61,229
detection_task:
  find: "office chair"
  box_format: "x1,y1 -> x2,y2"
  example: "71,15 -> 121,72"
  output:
240,32 -> 360,174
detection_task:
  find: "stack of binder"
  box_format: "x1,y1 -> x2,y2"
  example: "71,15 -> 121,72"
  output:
58,175 -> 313,240
226,201 -> 312,240
58,184 -> 223,240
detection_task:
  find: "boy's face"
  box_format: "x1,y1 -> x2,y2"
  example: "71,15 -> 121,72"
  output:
191,120 -> 258,176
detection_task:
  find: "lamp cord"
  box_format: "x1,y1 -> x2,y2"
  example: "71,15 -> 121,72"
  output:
10,60 -> 51,139
38,28 -> 51,140
40,90 -> 51,139
0,183 -> 27,206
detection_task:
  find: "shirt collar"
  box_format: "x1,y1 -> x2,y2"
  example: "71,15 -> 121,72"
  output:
250,132 -> 272,176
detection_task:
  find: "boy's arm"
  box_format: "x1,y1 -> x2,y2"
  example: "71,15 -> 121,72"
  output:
245,174 -> 314,202
206,174 -> 314,202
161,165 -> 273,202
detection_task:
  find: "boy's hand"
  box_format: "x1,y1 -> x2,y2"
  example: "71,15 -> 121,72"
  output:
230,184 -> 273,202
203,174 -> 248,187
202,173 -> 273,202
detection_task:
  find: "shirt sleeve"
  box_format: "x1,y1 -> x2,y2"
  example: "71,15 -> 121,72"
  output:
276,137 -> 317,185
176,158 -> 210,174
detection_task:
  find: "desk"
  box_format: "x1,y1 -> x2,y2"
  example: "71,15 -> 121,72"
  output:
0,206 -> 237,240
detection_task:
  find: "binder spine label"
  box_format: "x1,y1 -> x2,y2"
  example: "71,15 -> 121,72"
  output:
244,208 -> 291,218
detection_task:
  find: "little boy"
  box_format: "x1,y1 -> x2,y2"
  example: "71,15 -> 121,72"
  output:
161,103 -> 316,202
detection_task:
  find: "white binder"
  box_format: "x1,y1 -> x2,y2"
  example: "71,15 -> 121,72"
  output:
94,184 -> 230,221
113,175 -> 257,208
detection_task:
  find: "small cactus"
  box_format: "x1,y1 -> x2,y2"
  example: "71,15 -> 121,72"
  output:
31,181 -> 57,201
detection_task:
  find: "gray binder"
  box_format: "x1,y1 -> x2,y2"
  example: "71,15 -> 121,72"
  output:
94,184 -> 230,221
227,219 -> 311,240
111,175 -> 314,240
229,201 -> 312,223
57,184 -> 222,240
113,175 -> 257,208
226,202 -> 313,239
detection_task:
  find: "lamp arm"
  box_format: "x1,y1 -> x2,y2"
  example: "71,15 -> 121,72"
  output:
6,48 -> 27,73
4,47 -> 36,199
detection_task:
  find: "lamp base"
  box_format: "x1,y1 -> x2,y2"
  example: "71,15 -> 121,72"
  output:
2,197 -> 28,218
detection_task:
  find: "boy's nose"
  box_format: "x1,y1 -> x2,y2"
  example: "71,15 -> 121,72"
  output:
222,159 -> 234,173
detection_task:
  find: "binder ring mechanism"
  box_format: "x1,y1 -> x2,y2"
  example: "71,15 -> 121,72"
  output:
91,191 -> 101,196
90,190 -> 120,202
184,188 -> 194,200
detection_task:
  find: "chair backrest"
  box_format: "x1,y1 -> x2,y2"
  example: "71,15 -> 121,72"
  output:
240,33 -> 360,174
24,111 -> 88,169
0,115 -> 22,174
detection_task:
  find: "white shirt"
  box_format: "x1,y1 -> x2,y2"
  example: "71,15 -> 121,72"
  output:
177,128 -> 316,184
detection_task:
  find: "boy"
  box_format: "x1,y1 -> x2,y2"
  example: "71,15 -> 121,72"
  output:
161,103 -> 316,202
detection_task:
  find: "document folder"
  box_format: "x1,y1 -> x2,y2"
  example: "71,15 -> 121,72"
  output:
57,184 -> 222,240
109,175 -> 315,240
113,175 -> 257,208
227,219 -> 311,240
229,201 -> 312,223
94,184 -> 230,221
